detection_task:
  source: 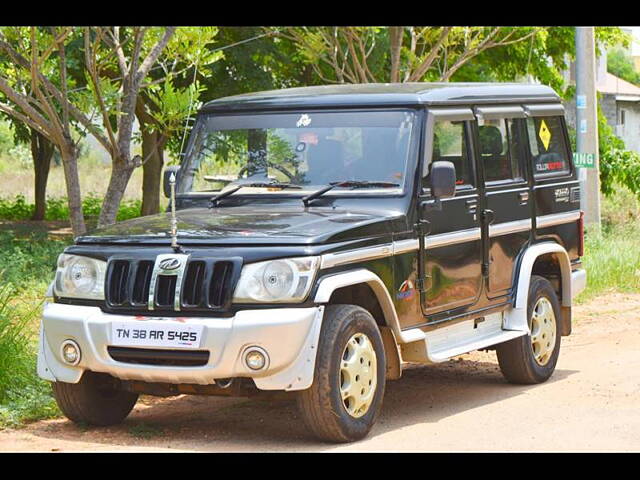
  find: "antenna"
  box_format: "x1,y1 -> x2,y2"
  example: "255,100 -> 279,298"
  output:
169,173 -> 181,252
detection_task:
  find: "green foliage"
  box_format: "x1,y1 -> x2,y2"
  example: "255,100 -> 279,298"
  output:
0,230 -> 65,293
594,95 -> 640,200
456,27 -> 627,96
0,282 -> 60,427
607,47 -> 640,86
600,148 -> 640,199
0,194 -> 142,222
578,188 -> 640,302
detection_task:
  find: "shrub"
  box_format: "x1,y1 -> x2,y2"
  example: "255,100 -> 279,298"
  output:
0,195 -> 142,222
0,282 -> 60,427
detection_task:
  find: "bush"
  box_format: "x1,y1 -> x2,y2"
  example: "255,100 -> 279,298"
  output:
0,282 -> 59,427
0,194 -> 142,222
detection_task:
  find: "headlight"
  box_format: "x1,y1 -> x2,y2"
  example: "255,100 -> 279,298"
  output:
233,256 -> 320,303
53,254 -> 106,300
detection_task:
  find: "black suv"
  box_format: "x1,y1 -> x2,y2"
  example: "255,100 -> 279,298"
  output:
39,83 -> 586,443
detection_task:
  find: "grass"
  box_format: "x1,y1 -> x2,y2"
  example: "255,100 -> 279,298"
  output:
128,422 -> 163,439
0,283 -> 60,428
577,187 -> 640,302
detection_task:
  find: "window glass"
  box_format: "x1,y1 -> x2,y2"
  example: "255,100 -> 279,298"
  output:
426,120 -> 473,188
526,116 -> 570,175
478,119 -> 523,183
179,110 -> 415,194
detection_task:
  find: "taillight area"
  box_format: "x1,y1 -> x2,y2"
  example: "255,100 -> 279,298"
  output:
578,210 -> 585,257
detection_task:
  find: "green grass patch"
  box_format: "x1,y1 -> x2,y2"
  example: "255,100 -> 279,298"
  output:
0,194 -> 142,222
0,283 -> 60,428
128,422 -> 163,439
576,187 -> 640,303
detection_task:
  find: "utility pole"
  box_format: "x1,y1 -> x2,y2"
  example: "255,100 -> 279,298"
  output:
575,26 -> 601,226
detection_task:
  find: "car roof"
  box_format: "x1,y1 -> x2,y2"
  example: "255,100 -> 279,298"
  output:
201,83 -> 560,113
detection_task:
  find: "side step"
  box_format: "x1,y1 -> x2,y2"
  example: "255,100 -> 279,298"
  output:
400,313 -> 527,364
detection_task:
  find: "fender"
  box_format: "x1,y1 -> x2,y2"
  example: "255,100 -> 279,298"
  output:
504,242 -> 572,332
314,268 -> 424,344
314,269 -> 428,379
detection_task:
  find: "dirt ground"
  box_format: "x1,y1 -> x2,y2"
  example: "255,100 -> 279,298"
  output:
1,292 -> 639,452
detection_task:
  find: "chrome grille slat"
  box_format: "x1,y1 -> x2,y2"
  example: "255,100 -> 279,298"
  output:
105,256 -> 241,313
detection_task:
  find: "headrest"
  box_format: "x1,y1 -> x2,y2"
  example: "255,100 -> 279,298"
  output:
478,125 -> 503,156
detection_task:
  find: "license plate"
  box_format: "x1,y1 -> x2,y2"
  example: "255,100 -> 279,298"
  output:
111,321 -> 204,349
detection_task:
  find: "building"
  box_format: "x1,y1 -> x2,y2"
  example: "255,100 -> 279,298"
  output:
563,47 -> 640,154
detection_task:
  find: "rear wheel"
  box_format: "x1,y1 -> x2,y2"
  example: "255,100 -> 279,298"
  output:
496,275 -> 561,384
52,371 -> 138,426
296,304 -> 386,443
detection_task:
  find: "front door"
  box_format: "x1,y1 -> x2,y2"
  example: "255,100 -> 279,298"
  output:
419,109 -> 483,319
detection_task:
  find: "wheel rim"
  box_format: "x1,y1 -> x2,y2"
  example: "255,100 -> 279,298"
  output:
339,333 -> 377,418
530,297 -> 557,366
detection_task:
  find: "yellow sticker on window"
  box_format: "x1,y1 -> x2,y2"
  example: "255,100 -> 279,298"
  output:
539,120 -> 551,151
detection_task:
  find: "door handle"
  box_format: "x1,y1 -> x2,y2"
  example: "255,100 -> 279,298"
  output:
466,199 -> 477,213
519,191 -> 529,204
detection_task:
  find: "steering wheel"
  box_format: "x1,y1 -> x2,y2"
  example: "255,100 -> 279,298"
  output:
237,160 -> 297,182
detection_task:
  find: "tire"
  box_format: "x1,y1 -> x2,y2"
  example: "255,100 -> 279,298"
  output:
496,275 -> 562,384
52,371 -> 138,426
296,304 -> 387,443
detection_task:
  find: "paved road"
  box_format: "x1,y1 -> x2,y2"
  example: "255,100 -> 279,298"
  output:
1,293 -> 639,452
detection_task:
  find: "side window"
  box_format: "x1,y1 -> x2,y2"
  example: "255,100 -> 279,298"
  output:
425,120 -> 473,189
478,118 -> 524,184
526,116 -> 570,176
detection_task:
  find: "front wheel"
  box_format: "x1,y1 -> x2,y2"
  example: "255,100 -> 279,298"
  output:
496,275 -> 562,384
52,371 -> 138,426
296,305 -> 386,443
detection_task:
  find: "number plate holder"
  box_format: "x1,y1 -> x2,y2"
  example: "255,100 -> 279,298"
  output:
111,321 -> 204,349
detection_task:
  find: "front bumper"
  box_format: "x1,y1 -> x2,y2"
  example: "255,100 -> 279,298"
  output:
38,302 -> 324,391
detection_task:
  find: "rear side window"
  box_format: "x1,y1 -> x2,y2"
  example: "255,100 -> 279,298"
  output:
429,120 -> 473,188
526,116 -> 570,176
478,118 -> 524,184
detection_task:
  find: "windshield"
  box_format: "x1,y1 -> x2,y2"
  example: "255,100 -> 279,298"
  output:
178,110 -> 416,195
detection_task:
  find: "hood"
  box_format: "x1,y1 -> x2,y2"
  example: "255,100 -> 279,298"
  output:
76,205 -> 406,246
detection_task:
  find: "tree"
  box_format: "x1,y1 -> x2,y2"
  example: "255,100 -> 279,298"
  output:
134,27 -> 219,216
278,27 -> 541,84
0,27 -> 88,235
607,47 -> 640,86
0,115 -> 55,221
81,26 -> 176,228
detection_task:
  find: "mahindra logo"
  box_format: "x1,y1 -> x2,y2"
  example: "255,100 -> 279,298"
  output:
159,258 -> 181,271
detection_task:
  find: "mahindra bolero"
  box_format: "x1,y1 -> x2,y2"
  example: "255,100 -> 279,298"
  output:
38,83 -> 587,442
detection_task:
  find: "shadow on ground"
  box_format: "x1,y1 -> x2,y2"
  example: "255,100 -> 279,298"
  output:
25,355 -> 578,452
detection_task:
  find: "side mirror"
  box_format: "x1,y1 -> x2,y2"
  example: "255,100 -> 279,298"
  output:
430,161 -> 456,199
163,166 -> 181,198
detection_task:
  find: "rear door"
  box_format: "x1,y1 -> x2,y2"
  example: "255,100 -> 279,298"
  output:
419,108 -> 483,319
474,106 -> 532,299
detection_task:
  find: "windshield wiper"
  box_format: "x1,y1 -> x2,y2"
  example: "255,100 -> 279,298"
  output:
209,180 -> 301,207
302,181 -> 400,207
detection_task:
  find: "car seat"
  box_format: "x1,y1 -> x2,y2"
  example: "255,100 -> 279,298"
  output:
478,125 -> 507,181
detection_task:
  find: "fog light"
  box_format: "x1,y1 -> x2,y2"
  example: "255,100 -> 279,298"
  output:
244,347 -> 268,371
61,340 -> 81,366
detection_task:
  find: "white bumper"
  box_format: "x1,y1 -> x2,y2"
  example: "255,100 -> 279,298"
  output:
38,302 -> 324,391
571,268 -> 587,299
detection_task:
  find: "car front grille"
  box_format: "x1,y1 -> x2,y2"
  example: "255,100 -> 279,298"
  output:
105,257 -> 241,313
107,346 -> 210,366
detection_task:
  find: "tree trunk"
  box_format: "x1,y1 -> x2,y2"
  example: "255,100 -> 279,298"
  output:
97,159 -> 135,228
141,128 -> 164,216
59,143 -> 86,237
30,130 -> 55,221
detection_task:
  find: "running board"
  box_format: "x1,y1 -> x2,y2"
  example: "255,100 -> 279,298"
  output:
400,312 -> 527,364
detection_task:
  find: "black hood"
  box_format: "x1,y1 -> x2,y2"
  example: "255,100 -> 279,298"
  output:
76,205 -> 406,246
